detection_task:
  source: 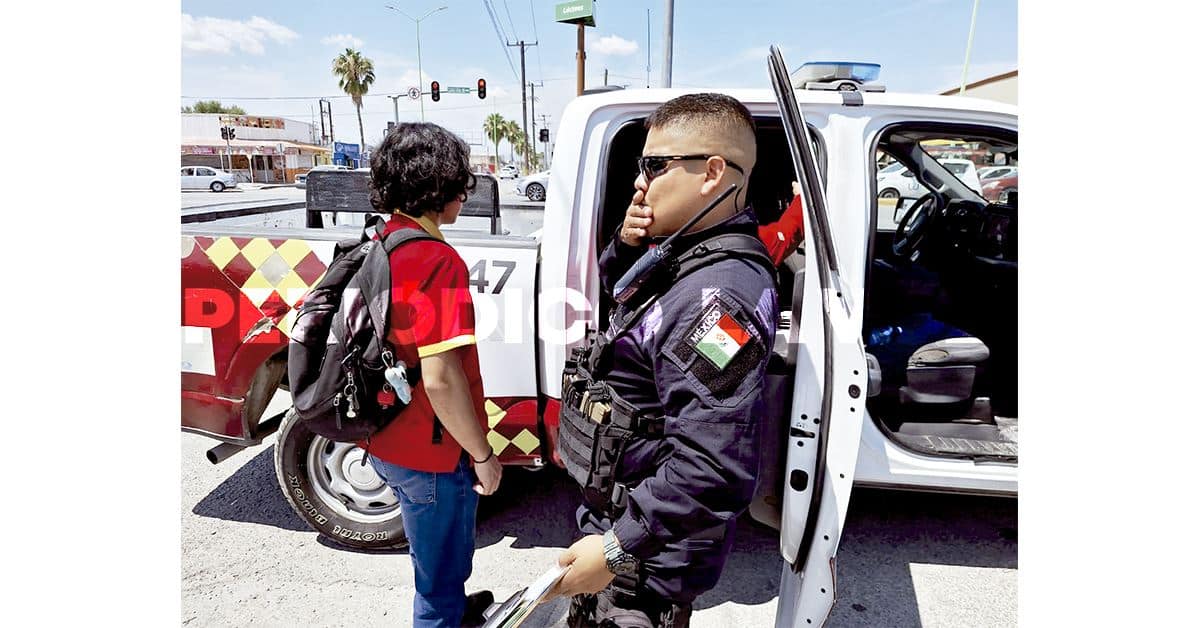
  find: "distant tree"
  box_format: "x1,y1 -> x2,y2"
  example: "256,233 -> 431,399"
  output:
332,48 -> 376,156
484,114 -> 507,169
182,100 -> 246,114
504,119 -> 526,168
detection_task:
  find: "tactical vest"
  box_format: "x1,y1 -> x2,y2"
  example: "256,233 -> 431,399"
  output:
557,232 -> 776,519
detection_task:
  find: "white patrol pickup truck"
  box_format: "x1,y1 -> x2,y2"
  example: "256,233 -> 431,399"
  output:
181,55 -> 1017,626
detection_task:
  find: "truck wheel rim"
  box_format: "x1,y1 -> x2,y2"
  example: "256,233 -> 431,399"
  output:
305,436 -> 400,524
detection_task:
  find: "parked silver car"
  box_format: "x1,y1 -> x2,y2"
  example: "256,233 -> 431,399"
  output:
181,166 -> 239,192
514,171 -> 549,201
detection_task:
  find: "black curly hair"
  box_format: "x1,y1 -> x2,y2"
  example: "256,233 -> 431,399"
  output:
369,122 -> 476,217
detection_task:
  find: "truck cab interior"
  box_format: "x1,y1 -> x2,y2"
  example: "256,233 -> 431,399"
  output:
594,116 -> 1017,466
866,125 -> 1018,461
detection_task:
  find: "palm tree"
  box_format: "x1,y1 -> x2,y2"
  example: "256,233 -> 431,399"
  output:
483,114 -> 506,171
331,48 -> 375,160
504,119 -> 525,171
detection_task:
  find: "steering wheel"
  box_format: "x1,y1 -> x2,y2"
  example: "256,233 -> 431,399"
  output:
892,192 -> 945,258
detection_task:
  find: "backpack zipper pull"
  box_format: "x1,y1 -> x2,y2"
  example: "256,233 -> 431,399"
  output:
361,436 -> 371,467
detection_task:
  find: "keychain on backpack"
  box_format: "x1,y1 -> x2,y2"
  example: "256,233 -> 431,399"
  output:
384,362 -> 412,406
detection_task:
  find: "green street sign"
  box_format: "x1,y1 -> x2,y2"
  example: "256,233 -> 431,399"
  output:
444,86 -> 472,94
555,0 -> 595,27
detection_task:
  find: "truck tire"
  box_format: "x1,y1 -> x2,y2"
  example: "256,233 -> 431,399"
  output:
274,410 -> 407,549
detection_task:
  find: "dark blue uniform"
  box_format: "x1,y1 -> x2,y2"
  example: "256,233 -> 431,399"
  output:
578,207 -> 779,604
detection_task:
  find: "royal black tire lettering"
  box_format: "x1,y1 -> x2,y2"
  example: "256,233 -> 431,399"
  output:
274,410 -> 407,549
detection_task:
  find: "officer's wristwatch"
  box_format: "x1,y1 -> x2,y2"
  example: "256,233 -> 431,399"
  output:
602,529 -> 638,576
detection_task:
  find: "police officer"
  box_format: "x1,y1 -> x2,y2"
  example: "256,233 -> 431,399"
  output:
551,93 -> 779,627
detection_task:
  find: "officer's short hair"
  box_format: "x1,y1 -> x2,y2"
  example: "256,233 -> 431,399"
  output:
645,93 -> 757,140
369,122 -> 476,217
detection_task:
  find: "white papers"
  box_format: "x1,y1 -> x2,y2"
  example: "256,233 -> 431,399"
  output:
482,565 -> 569,628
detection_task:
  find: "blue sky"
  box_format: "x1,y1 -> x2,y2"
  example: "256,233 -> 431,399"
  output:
182,0 -> 1016,153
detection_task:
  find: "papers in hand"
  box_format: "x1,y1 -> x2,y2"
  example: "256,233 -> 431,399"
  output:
481,564 -> 569,628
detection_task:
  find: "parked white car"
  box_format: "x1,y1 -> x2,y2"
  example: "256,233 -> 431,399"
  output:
295,164 -> 351,188
876,157 -> 982,200
498,164 -> 520,179
181,166 -> 239,192
514,171 -> 549,201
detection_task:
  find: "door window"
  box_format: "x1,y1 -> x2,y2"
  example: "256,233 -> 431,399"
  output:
181,167 -> 194,176
196,167 -> 214,177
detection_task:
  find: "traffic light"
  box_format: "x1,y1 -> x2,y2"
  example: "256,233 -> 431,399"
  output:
220,127 -> 228,140
227,126 -> 235,140
477,78 -> 487,100
430,81 -> 440,102
539,128 -> 549,142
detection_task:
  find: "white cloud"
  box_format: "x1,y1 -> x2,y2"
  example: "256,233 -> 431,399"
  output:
321,34 -> 364,49
594,35 -> 639,57
182,14 -> 299,55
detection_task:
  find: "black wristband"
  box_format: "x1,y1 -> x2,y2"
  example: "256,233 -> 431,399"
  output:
472,450 -> 495,464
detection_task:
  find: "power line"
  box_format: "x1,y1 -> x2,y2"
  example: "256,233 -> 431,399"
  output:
482,0 -> 520,81
529,0 -> 545,83
503,0 -> 520,41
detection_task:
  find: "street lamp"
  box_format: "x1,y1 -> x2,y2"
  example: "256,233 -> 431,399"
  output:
385,4 -> 448,121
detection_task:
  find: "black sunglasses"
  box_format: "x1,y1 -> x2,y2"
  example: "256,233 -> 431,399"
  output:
637,154 -> 745,182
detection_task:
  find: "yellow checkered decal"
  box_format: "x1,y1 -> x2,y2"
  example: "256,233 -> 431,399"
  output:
484,399 -> 541,457
194,236 -> 336,335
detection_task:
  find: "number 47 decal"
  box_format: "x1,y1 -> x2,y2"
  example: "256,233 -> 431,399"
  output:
468,259 -> 516,294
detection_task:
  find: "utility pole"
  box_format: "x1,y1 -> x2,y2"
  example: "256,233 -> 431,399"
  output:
506,39 -> 537,172
319,98 -> 334,166
646,9 -> 652,88
529,81 -> 543,170
388,95 -> 401,124
662,0 -> 674,88
604,68 -> 608,86
576,24 -> 586,95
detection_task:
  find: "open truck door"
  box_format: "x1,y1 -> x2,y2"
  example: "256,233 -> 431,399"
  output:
768,46 -> 870,627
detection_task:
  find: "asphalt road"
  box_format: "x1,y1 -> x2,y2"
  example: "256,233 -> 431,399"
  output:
182,424 -> 1016,627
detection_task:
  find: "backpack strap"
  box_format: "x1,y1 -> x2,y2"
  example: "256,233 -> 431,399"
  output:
359,224 -> 447,354
361,218 -> 456,445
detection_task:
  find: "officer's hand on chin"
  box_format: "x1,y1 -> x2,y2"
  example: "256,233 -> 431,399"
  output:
550,534 -> 614,598
620,189 -> 652,247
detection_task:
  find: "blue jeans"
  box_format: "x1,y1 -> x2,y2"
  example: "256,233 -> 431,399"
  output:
369,453 -> 479,628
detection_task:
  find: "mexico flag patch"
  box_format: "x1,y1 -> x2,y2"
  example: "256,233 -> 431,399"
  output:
692,311 -> 751,370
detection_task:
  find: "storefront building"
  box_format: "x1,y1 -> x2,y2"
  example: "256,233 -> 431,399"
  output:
181,113 -> 332,183
940,70 -> 1018,106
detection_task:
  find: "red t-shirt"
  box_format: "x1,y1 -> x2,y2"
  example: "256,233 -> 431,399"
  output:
758,194 -> 806,266
363,214 -> 488,473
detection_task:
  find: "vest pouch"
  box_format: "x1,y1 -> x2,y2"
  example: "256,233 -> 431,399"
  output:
557,401 -> 598,488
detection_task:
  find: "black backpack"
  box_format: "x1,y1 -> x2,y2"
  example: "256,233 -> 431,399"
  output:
287,215 -> 441,444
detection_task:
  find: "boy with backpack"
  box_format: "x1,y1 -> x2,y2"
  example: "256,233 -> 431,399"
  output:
366,123 -> 501,627
290,122 -> 500,627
